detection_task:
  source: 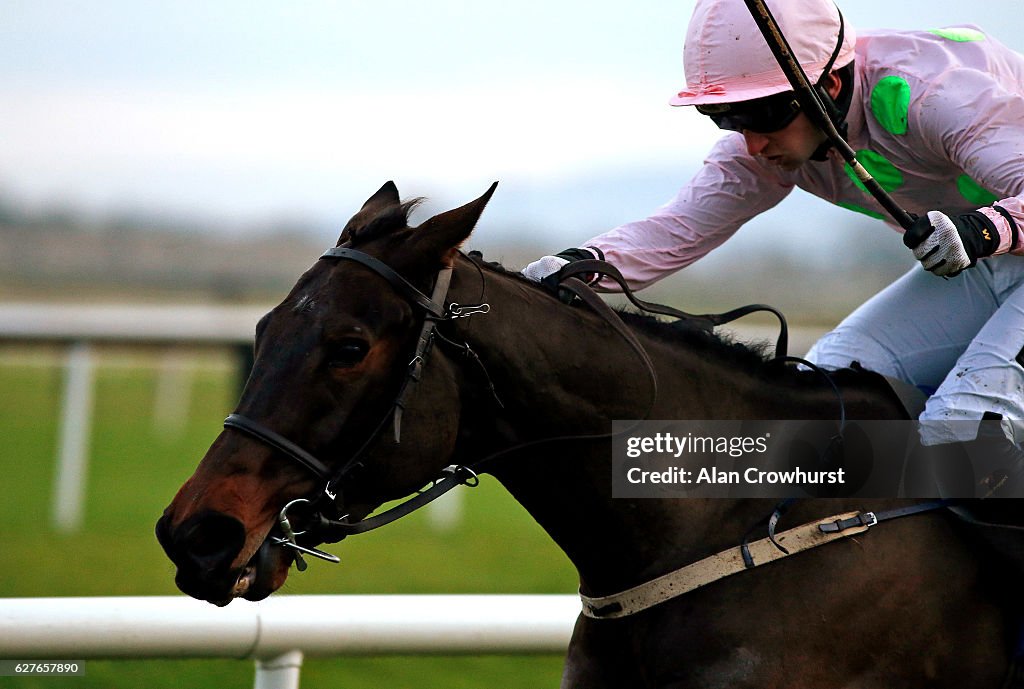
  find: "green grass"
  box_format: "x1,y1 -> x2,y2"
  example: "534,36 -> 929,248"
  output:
0,355 -> 577,688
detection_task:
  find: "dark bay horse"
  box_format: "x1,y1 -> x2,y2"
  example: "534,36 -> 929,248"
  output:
157,182 -> 1016,688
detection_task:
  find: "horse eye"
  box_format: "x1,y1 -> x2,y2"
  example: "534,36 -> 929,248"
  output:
328,340 -> 370,369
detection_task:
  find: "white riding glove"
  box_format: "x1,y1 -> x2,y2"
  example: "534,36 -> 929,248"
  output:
521,247 -> 603,283
902,210 -> 1000,277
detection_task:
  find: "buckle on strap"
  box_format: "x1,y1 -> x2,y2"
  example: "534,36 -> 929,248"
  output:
819,511 -> 877,534
446,302 -> 491,319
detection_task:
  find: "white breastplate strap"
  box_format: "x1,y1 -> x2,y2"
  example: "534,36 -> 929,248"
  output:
579,511 -> 873,619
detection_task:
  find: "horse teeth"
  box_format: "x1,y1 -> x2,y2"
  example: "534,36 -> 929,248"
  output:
231,567 -> 255,596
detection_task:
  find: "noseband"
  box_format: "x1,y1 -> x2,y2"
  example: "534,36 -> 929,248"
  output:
224,247 -> 488,568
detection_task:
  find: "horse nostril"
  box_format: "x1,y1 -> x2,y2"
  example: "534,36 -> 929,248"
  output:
178,511 -> 247,573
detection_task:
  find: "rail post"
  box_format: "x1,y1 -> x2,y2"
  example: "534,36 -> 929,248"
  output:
52,341 -> 95,533
254,650 -> 304,689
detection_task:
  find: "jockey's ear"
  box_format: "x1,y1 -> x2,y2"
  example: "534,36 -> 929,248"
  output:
824,71 -> 843,99
337,181 -> 402,245
410,182 -> 498,267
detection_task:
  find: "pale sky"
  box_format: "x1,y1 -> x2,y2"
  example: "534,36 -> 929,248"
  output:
2,0 -> 1021,243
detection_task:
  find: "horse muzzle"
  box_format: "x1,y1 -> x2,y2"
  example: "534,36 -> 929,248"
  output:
155,510 -> 286,605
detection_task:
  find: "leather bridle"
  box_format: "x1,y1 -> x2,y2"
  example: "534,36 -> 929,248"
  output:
223,247 -> 488,568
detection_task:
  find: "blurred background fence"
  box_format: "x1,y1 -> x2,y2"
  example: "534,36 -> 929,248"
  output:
0,595 -> 581,689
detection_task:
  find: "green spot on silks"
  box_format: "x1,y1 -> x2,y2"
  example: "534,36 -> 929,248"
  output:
837,201 -> 886,220
870,76 -> 911,135
930,27 -> 986,42
844,150 -> 904,196
956,174 -> 999,205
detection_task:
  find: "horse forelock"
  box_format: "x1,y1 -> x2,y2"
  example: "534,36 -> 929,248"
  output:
342,198 -> 425,246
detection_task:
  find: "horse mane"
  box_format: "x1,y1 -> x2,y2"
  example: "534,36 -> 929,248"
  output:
614,310 -> 776,368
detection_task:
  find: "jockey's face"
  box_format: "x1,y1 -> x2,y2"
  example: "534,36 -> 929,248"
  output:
729,72 -> 842,171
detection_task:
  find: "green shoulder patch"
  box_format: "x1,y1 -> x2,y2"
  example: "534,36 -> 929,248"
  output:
930,27 -> 986,42
844,150 -> 905,194
956,174 -> 999,205
870,76 -> 911,136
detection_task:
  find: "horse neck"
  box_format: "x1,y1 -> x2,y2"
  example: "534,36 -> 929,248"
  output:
444,260 -> 900,594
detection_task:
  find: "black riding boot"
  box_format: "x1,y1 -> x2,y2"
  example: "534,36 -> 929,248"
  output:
904,413 -> 1024,499
967,416 -> 1024,498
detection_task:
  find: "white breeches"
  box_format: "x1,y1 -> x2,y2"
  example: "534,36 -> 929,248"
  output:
806,255 -> 1024,445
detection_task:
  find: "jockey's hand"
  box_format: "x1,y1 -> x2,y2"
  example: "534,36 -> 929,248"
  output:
522,247 -> 602,284
902,210 -> 999,277
521,247 -> 603,303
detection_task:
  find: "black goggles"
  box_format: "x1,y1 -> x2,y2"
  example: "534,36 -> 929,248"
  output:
696,91 -> 802,134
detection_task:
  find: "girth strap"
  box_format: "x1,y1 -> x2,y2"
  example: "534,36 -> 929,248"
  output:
580,503 -> 949,620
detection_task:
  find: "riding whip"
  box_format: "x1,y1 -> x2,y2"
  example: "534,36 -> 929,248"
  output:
740,0 -> 915,230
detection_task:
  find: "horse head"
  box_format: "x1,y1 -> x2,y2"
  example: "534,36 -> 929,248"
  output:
156,181 -> 496,605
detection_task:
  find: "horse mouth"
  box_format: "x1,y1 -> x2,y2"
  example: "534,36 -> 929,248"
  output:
178,538 -> 282,607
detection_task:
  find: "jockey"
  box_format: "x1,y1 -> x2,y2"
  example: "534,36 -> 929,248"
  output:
522,0 -> 1024,496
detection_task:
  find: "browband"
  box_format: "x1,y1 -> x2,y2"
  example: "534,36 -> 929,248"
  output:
321,248 -> 446,318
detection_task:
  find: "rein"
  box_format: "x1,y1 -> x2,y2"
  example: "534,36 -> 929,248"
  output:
554,258 -> 790,358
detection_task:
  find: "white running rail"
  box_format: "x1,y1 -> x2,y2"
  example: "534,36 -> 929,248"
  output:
0,594 -> 579,689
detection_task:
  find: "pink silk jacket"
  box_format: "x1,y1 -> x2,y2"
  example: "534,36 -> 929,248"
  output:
585,26 -> 1024,290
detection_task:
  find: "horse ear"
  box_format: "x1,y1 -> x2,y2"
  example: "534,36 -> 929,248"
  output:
411,182 -> 498,265
361,181 -> 401,212
337,181 -> 402,245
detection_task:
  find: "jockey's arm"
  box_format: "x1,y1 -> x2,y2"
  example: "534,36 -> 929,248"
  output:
903,64 -> 1024,276
578,135 -> 793,291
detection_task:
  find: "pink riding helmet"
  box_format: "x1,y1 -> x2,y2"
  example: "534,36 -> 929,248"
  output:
670,0 -> 856,107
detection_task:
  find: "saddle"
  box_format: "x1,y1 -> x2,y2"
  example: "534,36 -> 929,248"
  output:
854,365 -> 1024,687
848,361 -> 927,419
848,362 -> 1024,545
